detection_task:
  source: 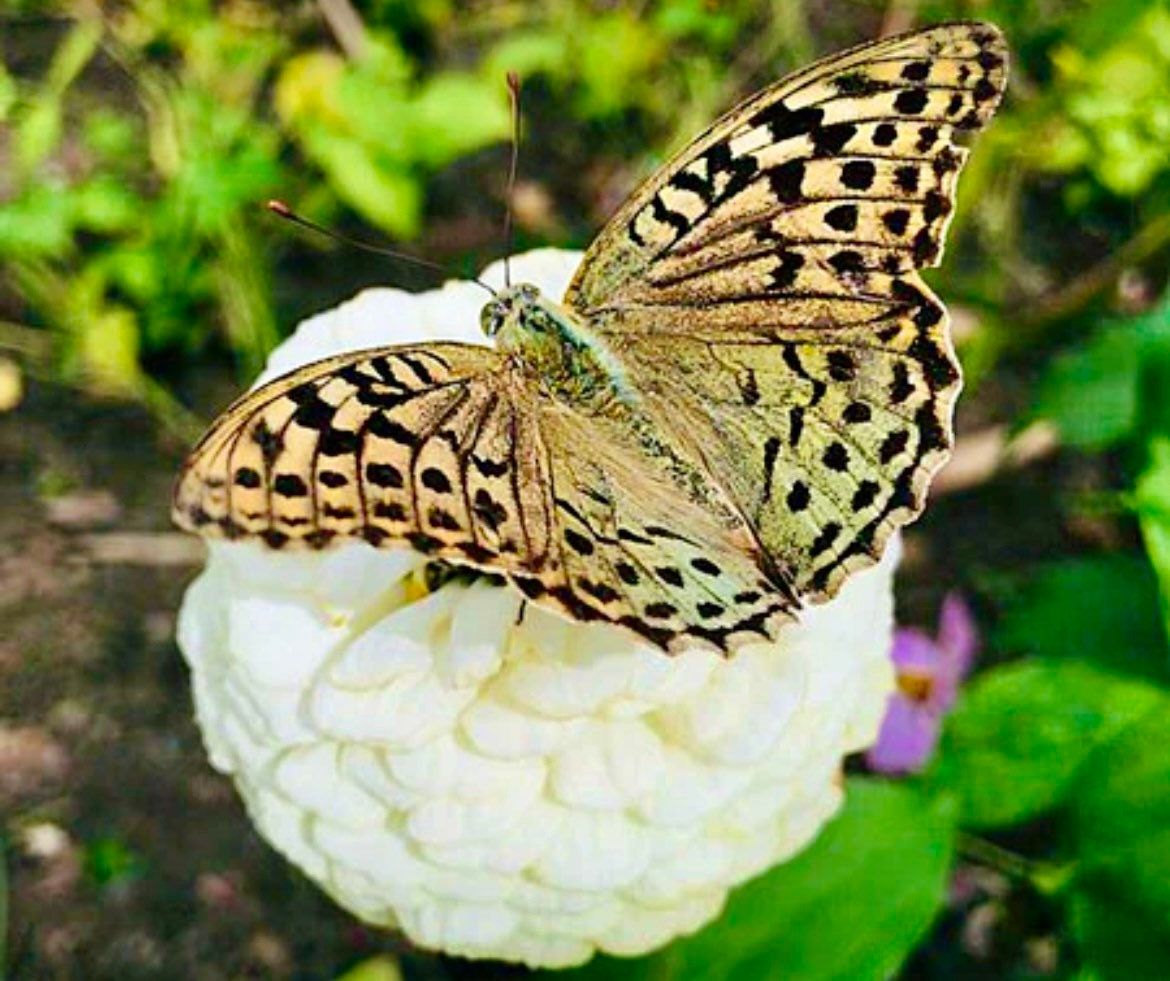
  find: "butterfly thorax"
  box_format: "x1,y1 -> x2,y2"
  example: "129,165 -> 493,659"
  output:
482,283 -> 631,411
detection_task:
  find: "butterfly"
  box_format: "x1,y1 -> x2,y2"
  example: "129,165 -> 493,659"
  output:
173,22 -> 1008,656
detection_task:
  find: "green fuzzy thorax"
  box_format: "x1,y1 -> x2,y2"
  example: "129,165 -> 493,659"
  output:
484,284 -> 631,410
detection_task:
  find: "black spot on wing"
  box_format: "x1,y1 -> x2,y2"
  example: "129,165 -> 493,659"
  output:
234,467 -> 261,489
420,467 -> 453,493
825,204 -> 858,232
749,101 -> 824,141
811,122 -> 857,156
840,161 -> 876,190
564,527 -> 595,556
769,160 -> 806,204
366,462 -> 404,488
273,474 -> 308,498
894,88 -> 929,115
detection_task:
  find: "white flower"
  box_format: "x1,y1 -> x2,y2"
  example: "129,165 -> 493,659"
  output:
177,249 -> 898,969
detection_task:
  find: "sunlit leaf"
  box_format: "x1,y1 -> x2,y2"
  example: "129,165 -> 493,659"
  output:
1039,7 -> 1170,195
573,13 -> 664,119
408,72 -> 510,168
333,955 -> 403,981
274,50 -> 347,124
80,305 -> 143,395
0,184 -> 73,256
0,63 -> 17,121
72,177 -> 141,234
15,96 -> 63,175
483,31 -> 568,82
301,130 -> 422,238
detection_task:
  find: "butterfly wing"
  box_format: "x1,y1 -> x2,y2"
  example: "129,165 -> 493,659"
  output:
565,22 -> 1006,309
523,402 -> 797,654
563,22 -> 1007,601
174,343 -> 789,654
173,343 -> 556,570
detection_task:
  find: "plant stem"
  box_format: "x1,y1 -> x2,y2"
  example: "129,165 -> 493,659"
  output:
957,832 -> 1036,880
317,0 -> 368,60
957,832 -> 1075,895
1018,211 -> 1170,331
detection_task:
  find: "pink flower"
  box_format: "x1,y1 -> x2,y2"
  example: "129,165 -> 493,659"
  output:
867,593 -> 979,774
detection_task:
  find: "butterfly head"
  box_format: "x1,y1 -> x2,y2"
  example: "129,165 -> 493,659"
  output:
480,282 -> 544,339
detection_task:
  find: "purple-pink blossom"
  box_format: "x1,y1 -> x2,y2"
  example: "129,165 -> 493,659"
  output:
867,593 -> 979,774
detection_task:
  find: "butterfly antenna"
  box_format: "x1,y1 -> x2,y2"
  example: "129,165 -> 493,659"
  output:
502,71 -> 522,289
266,201 -> 496,297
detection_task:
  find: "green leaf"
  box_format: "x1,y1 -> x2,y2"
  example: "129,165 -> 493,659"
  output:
1034,325 -> 1144,448
82,108 -> 139,159
14,18 -> 103,175
0,184 -> 74,257
407,72 -> 510,169
0,64 -> 17,122
1071,699 -> 1170,924
301,130 -> 423,238
573,13 -> 664,119
79,305 -> 143,394
482,31 -> 568,83
1071,879 -> 1170,980
1033,297 -> 1170,449
15,96 -> 63,176
994,555 -> 1169,681
1136,438 -> 1170,642
333,955 -> 403,981
567,780 -> 956,981
931,661 -> 1164,828
84,835 -> 146,887
72,177 -> 141,234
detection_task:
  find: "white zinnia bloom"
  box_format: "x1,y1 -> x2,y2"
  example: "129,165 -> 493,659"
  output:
177,249 -> 898,969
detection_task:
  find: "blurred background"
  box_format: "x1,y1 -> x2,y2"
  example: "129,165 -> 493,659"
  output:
3,0 -> 1170,978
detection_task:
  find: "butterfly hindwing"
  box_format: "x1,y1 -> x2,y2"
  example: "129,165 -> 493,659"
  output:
527,405 -> 797,654
614,297 -> 947,601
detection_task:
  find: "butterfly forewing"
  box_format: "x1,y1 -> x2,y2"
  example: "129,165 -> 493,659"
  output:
565,22 -> 1006,309
173,343 -> 555,567
564,21 -> 1006,603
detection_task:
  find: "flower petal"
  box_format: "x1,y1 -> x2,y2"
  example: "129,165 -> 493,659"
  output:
890,627 -> 943,674
866,695 -> 942,774
935,591 -> 980,708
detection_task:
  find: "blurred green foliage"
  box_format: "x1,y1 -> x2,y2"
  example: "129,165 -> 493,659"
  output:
6,1 -> 1170,979
83,835 -> 145,888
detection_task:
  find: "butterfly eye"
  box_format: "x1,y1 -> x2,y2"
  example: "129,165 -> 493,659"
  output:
480,303 -> 504,336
